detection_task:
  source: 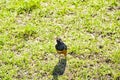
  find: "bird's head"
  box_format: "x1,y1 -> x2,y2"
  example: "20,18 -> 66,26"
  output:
56,37 -> 63,44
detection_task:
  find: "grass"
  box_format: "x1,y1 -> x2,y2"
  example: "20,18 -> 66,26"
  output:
0,0 -> 120,80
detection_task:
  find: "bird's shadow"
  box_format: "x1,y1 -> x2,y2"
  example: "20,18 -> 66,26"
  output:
52,58 -> 67,80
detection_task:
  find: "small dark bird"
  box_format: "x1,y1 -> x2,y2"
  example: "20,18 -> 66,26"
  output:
55,38 -> 67,58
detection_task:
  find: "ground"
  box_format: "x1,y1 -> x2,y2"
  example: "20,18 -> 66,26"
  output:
0,0 -> 120,80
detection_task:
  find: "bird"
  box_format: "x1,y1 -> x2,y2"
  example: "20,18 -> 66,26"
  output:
55,38 -> 67,58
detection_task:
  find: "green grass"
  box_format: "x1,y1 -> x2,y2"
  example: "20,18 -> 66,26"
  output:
0,0 -> 120,80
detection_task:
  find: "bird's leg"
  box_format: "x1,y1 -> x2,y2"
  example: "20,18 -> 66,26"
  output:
64,54 -> 67,59
58,54 -> 62,62
60,54 -> 63,59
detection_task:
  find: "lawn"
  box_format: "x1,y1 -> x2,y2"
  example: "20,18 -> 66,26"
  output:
0,0 -> 120,80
